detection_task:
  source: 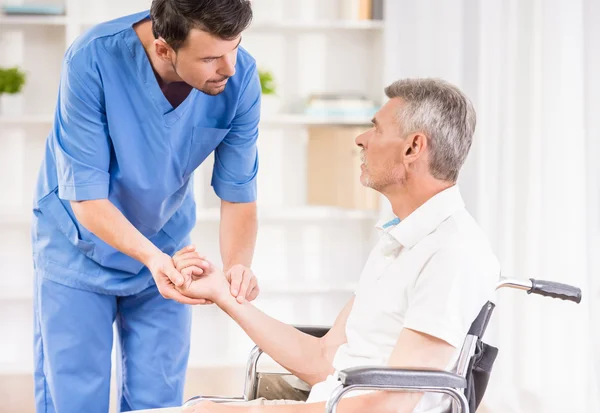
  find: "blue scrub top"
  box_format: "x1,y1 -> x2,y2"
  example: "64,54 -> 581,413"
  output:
31,11 -> 260,295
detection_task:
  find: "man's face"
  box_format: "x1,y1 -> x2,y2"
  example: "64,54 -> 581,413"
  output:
355,98 -> 409,191
168,29 -> 241,96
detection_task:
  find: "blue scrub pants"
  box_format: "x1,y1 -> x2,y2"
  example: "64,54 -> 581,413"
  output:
33,272 -> 192,413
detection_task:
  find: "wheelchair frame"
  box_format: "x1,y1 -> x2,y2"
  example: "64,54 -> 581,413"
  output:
183,277 -> 582,413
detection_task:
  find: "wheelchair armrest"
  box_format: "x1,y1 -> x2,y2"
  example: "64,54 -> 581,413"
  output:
294,325 -> 331,338
338,367 -> 467,389
327,368 -> 469,413
183,395 -> 246,407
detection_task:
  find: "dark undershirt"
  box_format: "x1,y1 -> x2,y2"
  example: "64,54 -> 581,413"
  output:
154,70 -> 193,108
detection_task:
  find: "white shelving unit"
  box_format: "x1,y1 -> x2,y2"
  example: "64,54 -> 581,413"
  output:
0,114 -> 371,127
0,115 -> 54,125
0,1 -> 387,402
0,15 -> 68,26
262,114 -> 373,126
0,206 -> 377,226
247,20 -> 384,31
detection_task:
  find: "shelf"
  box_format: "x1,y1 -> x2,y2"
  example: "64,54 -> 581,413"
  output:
0,211 -> 30,226
0,293 -> 32,302
0,207 -> 377,228
0,15 -> 67,26
0,114 -> 372,128
0,362 -> 34,375
0,115 -> 53,125
77,18 -> 384,31
261,114 -> 373,126
249,20 -> 384,31
196,206 -> 378,221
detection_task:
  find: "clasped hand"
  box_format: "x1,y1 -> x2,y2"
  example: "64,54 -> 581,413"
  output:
147,245 -> 259,305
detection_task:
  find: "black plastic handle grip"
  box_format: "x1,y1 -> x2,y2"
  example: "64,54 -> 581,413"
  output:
528,279 -> 582,303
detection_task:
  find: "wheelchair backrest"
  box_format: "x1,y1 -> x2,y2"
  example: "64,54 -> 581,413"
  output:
455,301 -> 498,412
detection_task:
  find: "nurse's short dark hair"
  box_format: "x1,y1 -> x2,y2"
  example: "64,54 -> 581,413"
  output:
150,0 -> 252,50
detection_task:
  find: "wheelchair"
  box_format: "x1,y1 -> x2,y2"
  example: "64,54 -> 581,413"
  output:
183,277 -> 582,413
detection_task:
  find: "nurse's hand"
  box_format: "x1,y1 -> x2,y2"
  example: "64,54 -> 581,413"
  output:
226,264 -> 260,304
176,259 -> 232,305
146,252 -> 208,305
172,245 -> 214,304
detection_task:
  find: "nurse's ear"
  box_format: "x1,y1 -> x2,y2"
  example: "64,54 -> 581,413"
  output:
154,37 -> 175,63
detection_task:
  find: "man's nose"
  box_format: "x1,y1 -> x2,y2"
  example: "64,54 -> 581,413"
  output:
355,130 -> 368,148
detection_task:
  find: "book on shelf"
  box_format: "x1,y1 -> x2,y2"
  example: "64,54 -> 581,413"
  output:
304,93 -> 378,119
339,0 -> 384,21
307,125 -> 380,211
1,4 -> 66,16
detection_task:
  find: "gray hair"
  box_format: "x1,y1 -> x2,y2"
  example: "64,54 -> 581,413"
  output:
384,78 -> 476,182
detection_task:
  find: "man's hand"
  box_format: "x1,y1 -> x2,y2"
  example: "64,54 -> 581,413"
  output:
146,251 -> 206,305
174,256 -> 231,306
172,245 -> 214,304
172,245 -> 260,304
173,245 -> 208,279
226,264 -> 260,304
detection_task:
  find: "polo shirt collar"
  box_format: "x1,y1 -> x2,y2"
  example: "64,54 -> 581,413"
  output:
376,185 -> 465,248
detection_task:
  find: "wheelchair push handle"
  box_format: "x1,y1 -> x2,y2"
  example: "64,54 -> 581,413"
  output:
528,278 -> 582,303
497,277 -> 582,303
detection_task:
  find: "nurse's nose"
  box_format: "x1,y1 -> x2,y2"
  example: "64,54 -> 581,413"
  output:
219,54 -> 236,78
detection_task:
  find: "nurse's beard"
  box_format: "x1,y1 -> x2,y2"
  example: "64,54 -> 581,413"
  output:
172,61 -> 226,96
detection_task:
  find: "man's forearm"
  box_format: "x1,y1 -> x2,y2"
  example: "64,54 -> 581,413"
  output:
219,200 -> 257,270
218,294 -> 334,386
71,199 -> 159,266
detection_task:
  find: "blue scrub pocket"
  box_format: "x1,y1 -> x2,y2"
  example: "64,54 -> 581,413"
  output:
36,189 -> 96,258
183,126 -> 230,178
37,189 -> 146,275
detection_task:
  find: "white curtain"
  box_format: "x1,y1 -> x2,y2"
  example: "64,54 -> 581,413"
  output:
383,0 -> 600,412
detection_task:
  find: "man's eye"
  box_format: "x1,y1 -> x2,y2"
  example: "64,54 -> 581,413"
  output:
202,58 -> 216,63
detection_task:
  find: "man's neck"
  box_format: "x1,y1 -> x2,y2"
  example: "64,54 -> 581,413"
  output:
384,178 -> 454,220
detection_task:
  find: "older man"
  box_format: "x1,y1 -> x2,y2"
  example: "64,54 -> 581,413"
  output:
174,78 -> 500,413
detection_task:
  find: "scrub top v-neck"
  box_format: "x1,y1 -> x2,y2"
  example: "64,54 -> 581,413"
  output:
32,10 -> 261,295
121,21 -> 199,125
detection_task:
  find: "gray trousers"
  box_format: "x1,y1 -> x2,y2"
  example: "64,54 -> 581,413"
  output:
134,374 -> 309,412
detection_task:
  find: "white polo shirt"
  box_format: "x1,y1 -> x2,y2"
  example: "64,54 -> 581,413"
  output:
306,186 -> 500,412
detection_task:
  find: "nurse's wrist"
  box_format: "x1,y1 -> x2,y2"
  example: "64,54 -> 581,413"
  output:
138,243 -> 163,269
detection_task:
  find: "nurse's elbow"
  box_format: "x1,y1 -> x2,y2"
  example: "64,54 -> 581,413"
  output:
70,200 -> 89,222
70,199 -> 105,226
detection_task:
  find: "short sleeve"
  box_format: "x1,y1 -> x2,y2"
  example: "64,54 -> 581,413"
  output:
211,64 -> 260,203
53,57 -> 111,201
402,246 -> 499,348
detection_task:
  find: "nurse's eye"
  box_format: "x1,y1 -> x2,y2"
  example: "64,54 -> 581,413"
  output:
201,58 -> 216,63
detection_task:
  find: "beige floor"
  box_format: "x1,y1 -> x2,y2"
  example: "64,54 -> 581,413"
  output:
0,367 -> 247,413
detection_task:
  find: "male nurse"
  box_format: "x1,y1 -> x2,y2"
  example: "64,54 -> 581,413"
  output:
31,1 -> 260,412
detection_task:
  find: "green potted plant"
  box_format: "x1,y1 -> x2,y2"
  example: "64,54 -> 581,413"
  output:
258,68 -> 281,117
0,66 -> 27,117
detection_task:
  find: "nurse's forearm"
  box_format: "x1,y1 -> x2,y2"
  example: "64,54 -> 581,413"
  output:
219,200 -> 257,270
70,199 -> 160,266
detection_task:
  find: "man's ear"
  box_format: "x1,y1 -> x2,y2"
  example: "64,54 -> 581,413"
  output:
404,133 -> 427,163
